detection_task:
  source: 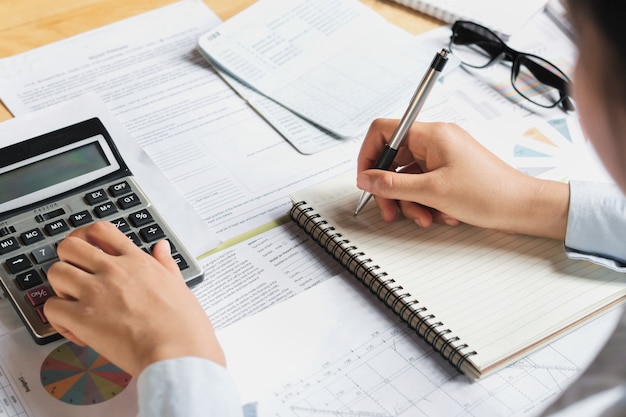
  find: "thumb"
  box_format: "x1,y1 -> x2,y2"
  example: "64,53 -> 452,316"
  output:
357,169 -> 431,204
151,240 -> 181,275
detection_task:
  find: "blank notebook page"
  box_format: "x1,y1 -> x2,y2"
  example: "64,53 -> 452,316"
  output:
290,171 -> 626,375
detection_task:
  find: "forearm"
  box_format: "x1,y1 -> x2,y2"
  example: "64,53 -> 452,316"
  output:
495,176 -> 570,241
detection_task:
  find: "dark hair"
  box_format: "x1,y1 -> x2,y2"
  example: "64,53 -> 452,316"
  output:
566,0 -> 626,135
567,0 -> 625,54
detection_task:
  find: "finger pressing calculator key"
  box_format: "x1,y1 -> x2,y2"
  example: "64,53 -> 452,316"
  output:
0,118 -> 204,344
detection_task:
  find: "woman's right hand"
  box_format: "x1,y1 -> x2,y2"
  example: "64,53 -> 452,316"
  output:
356,119 -> 569,240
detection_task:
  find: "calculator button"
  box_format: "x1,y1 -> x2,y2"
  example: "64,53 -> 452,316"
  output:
44,219 -> 70,236
20,228 -> 45,245
0,236 -> 20,254
31,245 -> 57,264
6,254 -> 33,274
85,189 -> 107,205
40,261 -> 56,278
172,254 -> 189,271
25,285 -> 54,307
129,209 -> 154,227
126,232 -> 141,246
94,202 -> 118,218
36,307 -> 49,324
117,193 -> 141,209
69,210 -> 93,227
151,239 -> 176,254
109,181 -> 131,197
16,270 -> 43,290
139,224 -> 165,243
111,218 -> 131,232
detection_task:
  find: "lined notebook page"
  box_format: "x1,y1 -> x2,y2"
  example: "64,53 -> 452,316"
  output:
290,172 -> 626,375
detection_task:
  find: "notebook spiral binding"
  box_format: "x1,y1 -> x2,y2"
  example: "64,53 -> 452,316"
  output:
290,201 -> 478,374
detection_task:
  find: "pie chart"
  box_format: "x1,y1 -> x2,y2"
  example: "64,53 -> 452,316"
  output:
40,341 -> 132,405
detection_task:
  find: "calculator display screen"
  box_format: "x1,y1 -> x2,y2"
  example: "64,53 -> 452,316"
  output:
0,133 -> 120,213
0,142 -> 109,204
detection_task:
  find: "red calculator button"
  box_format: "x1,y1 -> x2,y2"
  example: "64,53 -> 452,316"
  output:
25,285 -> 54,306
36,307 -> 49,324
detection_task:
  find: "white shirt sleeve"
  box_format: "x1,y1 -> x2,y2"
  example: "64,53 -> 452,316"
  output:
564,180 -> 626,271
544,180 -> 626,416
137,357 -> 244,417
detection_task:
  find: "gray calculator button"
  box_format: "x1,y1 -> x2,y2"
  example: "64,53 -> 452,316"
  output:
40,261 -> 56,278
31,245 -> 57,264
94,202 -> 118,218
0,236 -> 20,254
20,228 -> 45,245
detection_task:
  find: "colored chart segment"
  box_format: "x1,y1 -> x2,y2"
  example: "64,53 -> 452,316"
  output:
40,342 -> 131,405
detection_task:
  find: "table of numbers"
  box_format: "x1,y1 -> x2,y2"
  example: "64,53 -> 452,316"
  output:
0,363 -> 27,417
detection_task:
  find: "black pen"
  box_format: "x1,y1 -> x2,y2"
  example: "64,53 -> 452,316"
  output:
354,48 -> 449,216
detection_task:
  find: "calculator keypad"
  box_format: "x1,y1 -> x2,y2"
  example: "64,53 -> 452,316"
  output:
0,176 -> 203,345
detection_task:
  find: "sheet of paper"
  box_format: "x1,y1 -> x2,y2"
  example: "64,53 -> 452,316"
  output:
199,25 -> 459,155
197,0 -> 441,138
0,93 -> 218,257
211,67 -> 345,155
0,0 -> 364,242
0,218 -> 345,417
0,0 -> 541,244
0,328 -> 138,417
389,0 -> 549,37
218,273 -> 622,416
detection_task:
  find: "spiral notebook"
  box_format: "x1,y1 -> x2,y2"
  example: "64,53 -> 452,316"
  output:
391,0 -> 549,36
289,172 -> 626,379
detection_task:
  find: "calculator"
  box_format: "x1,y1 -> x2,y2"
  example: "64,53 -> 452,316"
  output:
0,118 -> 204,344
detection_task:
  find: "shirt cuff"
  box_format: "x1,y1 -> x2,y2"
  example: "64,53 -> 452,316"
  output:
565,180 -> 626,271
137,357 -> 243,417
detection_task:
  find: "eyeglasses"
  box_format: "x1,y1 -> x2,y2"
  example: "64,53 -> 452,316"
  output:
449,20 -> 575,112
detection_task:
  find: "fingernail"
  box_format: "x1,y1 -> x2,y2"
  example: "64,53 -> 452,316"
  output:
414,218 -> 422,227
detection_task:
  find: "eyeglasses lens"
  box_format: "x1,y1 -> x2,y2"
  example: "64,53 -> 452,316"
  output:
513,55 -> 568,108
450,22 -> 504,68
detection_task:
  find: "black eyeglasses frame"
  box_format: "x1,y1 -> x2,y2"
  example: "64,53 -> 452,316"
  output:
449,20 -> 575,112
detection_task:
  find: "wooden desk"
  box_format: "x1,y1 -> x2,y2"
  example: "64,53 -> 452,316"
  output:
0,0 -> 442,122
